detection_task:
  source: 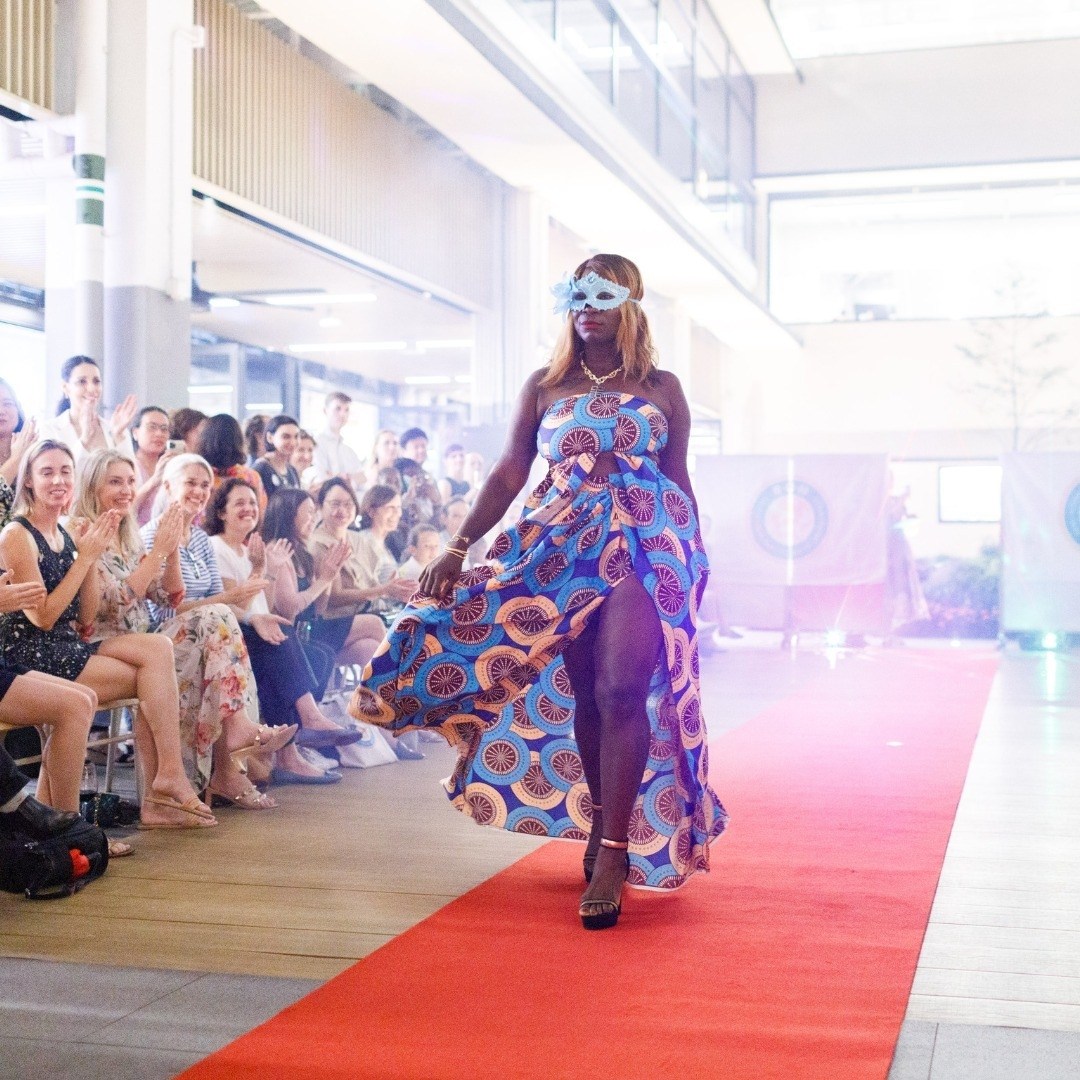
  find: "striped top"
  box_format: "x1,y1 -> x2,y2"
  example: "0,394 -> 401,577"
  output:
140,518 -> 222,623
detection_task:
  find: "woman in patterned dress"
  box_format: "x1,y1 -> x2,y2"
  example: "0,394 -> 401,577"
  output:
351,254 -> 726,929
0,440 -> 215,829
71,450 -> 296,800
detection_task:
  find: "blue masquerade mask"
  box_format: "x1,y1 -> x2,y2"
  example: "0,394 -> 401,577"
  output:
551,271 -> 640,315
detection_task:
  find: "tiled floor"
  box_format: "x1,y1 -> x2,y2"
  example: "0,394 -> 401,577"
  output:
3,640 -> 1079,1079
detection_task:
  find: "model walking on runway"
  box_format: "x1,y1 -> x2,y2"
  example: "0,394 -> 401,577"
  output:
350,254 -> 726,929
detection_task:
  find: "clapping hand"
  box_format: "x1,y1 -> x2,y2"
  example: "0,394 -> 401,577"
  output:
76,509 -> 122,561
386,577 -> 419,602
7,418 -> 37,469
249,612 -> 290,644
0,568 -> 46,613
316,539 -> 350,584
263,538 -> 293,575
150,503 -> 184,560
109,395 -> 138,442
247,533 -> 267,577
226,576 -> 272,609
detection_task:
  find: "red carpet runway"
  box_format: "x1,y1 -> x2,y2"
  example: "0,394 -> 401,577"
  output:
178,648 -> 998,1080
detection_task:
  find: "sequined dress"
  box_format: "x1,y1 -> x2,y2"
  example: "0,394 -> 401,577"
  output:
350,391 -> 727,888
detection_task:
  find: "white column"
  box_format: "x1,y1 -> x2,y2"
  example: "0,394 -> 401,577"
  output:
471,188 -> 549,427
102,0 -> 196,411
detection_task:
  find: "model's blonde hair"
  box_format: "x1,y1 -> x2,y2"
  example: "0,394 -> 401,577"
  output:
72,448 -> 142,558
539,254 -> 658,388
11,439 -> 76,518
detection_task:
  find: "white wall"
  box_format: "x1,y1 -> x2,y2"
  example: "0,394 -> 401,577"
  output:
756,38 -> 1080,176
718,316 -> 1080,557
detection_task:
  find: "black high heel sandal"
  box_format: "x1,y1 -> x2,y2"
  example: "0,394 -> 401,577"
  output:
583,803 -> 602,883
579,838 -> 628,931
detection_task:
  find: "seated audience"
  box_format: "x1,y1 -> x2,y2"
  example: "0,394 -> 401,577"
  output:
243,414 -> 269,466
398,427 -> 429,467
253,415 -> 301,494
292,429 -> 321,495
259,488 -> 363,750
0,439 -> 215,833
169,407 -> 207,453
197,413 -> 267,516
0,574 -> 96,818
398,524 -> 440,581
42,356 -> 136,467
131,405 -> 178,526
309,479 -> 408,667
438,443 -> 474,505
205,478 -> 346,781
363,428 -> 399,490
75,450 -> 295,807
0,378 -> 37,526
0,741 -> 88,837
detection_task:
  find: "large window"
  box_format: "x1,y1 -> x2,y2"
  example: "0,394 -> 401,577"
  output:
512,0 -> 756,255
770,184 -> 1080,323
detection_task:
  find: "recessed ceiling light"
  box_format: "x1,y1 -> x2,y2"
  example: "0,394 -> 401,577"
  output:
319,316 -> 342,328
403,375 -> 453,385
414,339 -> 474,350
265,292 -> 376,306
289,341 -> 408,353
208,296 -> 241,309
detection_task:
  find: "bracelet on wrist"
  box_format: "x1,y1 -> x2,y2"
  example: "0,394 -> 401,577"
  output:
444,547 -> 468,559
450,532 -> 472,547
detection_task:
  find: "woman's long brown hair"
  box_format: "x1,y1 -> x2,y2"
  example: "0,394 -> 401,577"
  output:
539,254 -> 658,388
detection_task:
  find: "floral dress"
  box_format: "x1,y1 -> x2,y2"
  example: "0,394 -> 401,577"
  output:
351,391 -> 727,890
89,542 -> 260,790
0,517 -> 99,680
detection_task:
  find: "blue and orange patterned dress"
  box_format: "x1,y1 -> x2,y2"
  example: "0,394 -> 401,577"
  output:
350,391 -> 727,888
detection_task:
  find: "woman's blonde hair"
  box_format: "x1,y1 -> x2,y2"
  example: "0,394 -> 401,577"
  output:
539,254 -> 658,388
11,439 -> 76,518
71,449 -> 142,558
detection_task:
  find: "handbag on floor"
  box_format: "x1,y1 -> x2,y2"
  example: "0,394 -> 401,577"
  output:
0,814 -> 109,899
336,721 -> 399,768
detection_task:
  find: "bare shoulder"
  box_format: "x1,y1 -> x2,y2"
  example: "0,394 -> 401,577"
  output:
0,518 -> 35,559
653,369 -> 688,417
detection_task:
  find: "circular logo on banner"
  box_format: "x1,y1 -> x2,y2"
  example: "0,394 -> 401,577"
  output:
751,480 -> 829,559
1064,483 -> 1080,546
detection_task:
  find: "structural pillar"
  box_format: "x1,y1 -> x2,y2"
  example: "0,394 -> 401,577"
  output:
102,0 -> 196,412
44,0 -> 107,411
472,187 -> 549,427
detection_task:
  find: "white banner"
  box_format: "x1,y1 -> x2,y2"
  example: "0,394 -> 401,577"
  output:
1001,453 -> 1080,631
696,455 -> 888,586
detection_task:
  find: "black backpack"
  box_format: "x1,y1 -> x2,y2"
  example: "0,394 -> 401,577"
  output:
0,814 -> 109,899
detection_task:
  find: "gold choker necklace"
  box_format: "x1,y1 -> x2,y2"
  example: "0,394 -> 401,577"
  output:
580,358 -> 622,392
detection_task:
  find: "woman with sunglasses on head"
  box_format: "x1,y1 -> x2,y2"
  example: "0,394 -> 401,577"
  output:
351,255 -> 726,929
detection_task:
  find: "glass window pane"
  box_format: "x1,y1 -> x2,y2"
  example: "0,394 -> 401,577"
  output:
658,81 -> 694,182
694,41 -> 727,180
514,0 -> 556,38
615,22 -> 659,154
658,0 -> 694,98
558,0 -> 615,102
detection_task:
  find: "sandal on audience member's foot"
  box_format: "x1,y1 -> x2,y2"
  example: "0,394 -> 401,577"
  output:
146,793 -> 214,820
580,839 -> 629,931
139,802 -> 218,830
230,723 -> 298,762
207,782 -> 278,810
107,838 -> 134,858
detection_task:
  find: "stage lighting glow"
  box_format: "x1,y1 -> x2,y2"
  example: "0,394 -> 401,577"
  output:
1041,632 -> 1059,650
824,629 -> 845,648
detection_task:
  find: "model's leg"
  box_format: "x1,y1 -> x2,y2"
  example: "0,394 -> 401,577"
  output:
579,573 -> 662,920
0,672 -> 97,810
78,637 -> 201,807
562,615 -> 603,872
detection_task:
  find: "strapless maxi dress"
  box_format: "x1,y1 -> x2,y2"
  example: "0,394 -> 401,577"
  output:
350,391 -> 727,888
